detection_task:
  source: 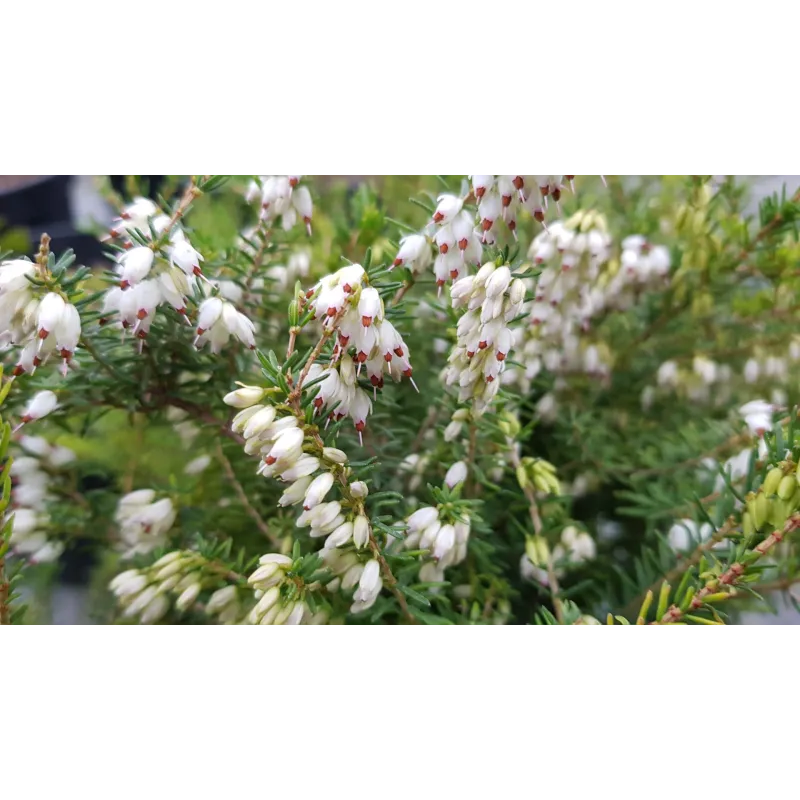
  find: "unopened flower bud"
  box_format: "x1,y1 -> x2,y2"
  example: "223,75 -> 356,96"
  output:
175,582 -> 202,612
323,447 -> 348,464
303,473 -> 335,510
224,385 -> 267,408
349,481 -> 368,498
444,460 -> 468,488
353,515 -> 370,548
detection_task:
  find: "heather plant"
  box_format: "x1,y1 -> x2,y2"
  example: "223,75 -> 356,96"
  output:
2,174 -> 800,625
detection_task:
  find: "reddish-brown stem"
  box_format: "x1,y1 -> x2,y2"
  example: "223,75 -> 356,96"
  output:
654,515 -> 800,624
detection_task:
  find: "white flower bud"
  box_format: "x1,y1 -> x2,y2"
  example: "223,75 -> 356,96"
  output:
433,524 -> 456,561
206,586 -> 238,615
119,247 -> 155,286
485,266 -> 511,298
231,404 -> 264,433
140,593 -> 169,624
322,447 -> 348,464
353,515 -> 370,548
196,297 -> 224,333
324,521 -> 354,549
433,194 -> 463,224
184,455 -> 211,475
21,390 -> 59,423
278,475 -> 314,507
349,481 -> 368,498
358,287 -> 382,327
303,473 -> 335,510
224,385 -> 266,408
242,406 -> 277,439
407,506 -> 439,533
280,456 -> 320,482
264,427 -> 304,465
358,559 -> 381,595
36,292 -> 66,337
444,460 -> 468,488
175,582 -> 202,612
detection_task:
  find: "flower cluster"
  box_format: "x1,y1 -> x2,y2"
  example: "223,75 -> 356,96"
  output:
246,553 -> 308,624
0,257 -> 82,377
444,262 -> 525,414
392,234 -> 433,274
245,176 -> 313,234
110,550 -> 243,624
6,434 -> 76,563
495,215 -> 672,404
194,295 -> 256,353
225,346 -> 392,616
472,175 -> 574,241
101,197 -> 256,356
14,390 -> 59,432
429,194 -> 483,288
404,505 -> 471,582
306,263 -> 416,436
320,551 -> 383,613
390,176 -> 582,290
114,489 -> 177,558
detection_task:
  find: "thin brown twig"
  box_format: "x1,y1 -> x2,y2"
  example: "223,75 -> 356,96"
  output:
151,177 -> 203,249
391,276 -> 416,307
215,441 -> 280,548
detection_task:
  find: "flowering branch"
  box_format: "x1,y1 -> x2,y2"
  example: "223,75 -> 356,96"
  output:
654,515 -> 800,624
282,314 -> 415,622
